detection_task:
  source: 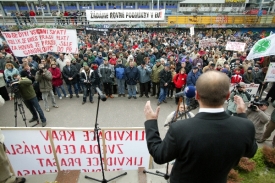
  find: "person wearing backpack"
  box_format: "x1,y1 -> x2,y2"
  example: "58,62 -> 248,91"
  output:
114,59 -> 126,97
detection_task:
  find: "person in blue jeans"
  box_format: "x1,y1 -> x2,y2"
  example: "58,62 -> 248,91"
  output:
12,74 -> 47,127
158,64 -> 172,106
115,59 -> 126,97
125,61 -> 140,99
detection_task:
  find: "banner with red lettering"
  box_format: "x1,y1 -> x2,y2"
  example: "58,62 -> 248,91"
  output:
226,42 -> 246,52
198,38 -> 217,48
1,128 -> 150,176
1,129 -> 58,176
1,28 -> 78,57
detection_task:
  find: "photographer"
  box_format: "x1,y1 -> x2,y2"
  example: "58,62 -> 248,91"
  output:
35,64 -> 58,112
12,74 -> 47,127
246,100 -> 270,140
227,82 -> 251,116
258,101 -> 275,146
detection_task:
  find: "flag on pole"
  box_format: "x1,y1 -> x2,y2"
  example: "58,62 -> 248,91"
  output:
247,34 -> 275,60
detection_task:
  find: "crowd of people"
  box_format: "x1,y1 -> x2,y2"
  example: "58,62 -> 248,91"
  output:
0,28 -> 274,105
0,27 -> 275,183
10,10 -> 88,27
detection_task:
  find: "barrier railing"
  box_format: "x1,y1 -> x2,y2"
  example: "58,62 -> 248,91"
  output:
167,15 -> 275,25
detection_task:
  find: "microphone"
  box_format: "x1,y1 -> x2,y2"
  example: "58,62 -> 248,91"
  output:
96,87 -> 107,101
174,86 -> 196,98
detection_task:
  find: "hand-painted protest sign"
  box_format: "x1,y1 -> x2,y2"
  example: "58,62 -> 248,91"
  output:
1,29 -> 78,57
86,9 -> 165,21
226,42 -> 246,52
1,127 -> 150,176
264,63 -> 275,82
199,38 -> 217,48
1,129 -> 58,176
229,83 -> 259,101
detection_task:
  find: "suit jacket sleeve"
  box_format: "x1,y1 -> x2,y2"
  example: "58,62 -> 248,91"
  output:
144,120 -> 179,164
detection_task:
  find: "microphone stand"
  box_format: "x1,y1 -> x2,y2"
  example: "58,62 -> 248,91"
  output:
85,91 -> 127,183
143,96 -> 187,182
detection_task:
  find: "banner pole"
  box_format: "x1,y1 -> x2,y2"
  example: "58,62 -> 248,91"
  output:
48,129 -> 61,172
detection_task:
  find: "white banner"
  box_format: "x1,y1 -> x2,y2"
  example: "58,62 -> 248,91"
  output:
199,38 -> 217,48
229,83 -> 259,101
190,27 -> 195,36
1,128 -> 150,176
86,9 -> 165,21
2,129 -> 57,176
226,42 -> 246,52
264,62 -> 275,82
1,29 -> 78,57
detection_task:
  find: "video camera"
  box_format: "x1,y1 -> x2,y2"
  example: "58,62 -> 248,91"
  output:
248,96 -> 262,111
10,80 -> 20,97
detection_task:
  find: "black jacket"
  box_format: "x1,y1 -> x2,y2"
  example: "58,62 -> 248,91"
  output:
62,65 -> 78,85
145,112 -> 257,183
159,69 -> 172,88
20,69 -> 37,83
125,66 -> 140,85
185,61 -> 192,74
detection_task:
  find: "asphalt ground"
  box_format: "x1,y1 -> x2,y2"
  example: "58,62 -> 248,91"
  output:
0,85 -> 275,173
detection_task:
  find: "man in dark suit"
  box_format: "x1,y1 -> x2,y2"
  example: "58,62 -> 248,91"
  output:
144,70 -> 257,183
62,59 -> 79,98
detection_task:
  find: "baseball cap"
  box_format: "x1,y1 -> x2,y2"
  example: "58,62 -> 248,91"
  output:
192,66 -> 198,69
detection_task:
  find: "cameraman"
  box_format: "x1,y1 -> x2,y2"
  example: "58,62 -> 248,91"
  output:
227,82 -> 251,116
246,100 -> 270,140
12,74 -> 47,127
35,64 -> 58,112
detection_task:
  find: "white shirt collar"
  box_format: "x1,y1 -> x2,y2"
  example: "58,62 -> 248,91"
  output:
199,108 -> 224,113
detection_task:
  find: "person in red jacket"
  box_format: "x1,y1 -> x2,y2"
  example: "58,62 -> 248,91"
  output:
48,61 -> 67,99
173,67 -> 187,104
231,68 -> 243,84
109,53 -> 117,66
64,11 -> 69,24
29,10 -> 37,24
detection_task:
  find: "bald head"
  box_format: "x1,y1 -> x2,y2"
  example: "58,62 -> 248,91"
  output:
196,71 -> 230,107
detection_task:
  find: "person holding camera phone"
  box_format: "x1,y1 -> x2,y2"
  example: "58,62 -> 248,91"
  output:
227,82 -> 251,116
246,100 -> 270,141
35,64 -> 58,112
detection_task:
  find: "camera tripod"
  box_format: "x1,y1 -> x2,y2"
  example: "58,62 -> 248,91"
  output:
13,94 -> 38,127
